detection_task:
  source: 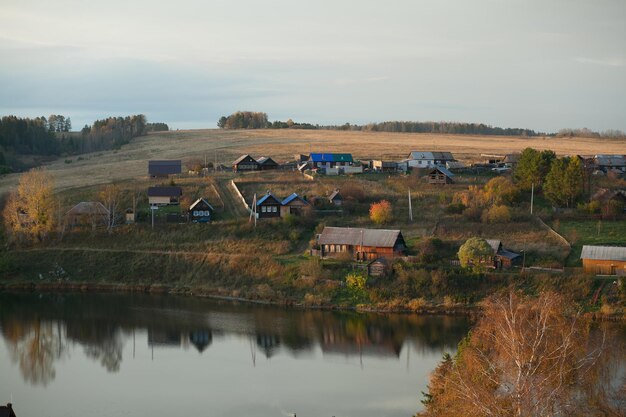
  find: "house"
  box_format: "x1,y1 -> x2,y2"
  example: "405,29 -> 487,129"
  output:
308,153 -> 354,170
428,166 -> 455,184
232,154 -> 259,172
189,198 -> 214,223
256,192 -> 282,219
149,160 -> 181,178
329,189 -> 343,206
280,193 -> 309,217
407,151 -> 456,169
294,154 -> 309,163
372,160 -> 399,173
594,155 -> 626,173
485,239 -> 522,269
502,153 -> 521,169
148,186 -> 182,205
66,202 -> 110,228
257,156 -> 279,170
580,245 -> 626,275
316,226 -> 406,261
0,403 -> 16,417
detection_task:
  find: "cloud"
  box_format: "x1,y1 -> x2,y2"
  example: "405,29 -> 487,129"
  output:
574,57 -> 626,67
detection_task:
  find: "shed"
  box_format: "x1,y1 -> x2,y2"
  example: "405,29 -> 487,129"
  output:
485,239 -> 521,269
189,198 -> 214,223
329,189 -> 343,206
428,166 -> 455,184
232,155 -> 259,172
149,160 -> 182,178
256,192 -> 282,219
257,156 -> 279,170
580,245 -> 626,275
148,186 -> 182,205
280,193 -> 309,217
367,258 -> 390,277
317,226 -> 406,261
66,202 -> 110,229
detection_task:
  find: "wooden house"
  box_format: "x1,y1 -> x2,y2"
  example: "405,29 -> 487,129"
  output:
189,198 -> 214,223
580,245 -> 626,275
485,239 -> 521,269
367,258 -> 390,277
148,186 -> 182,205
280,193 -> 308,217
0,403 -> 17,417
329,189 -> 343,206
257,156 -> 279,170
256,192 -> 282,219
149,160 -> 181,178
428,166 -> 455,184
316,227 -> 406,261
232,155 -> 259,172
407,151 -> 455,168
66,202 -> 109,229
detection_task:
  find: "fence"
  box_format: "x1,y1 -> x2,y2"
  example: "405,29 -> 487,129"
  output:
230,180 -> 255,217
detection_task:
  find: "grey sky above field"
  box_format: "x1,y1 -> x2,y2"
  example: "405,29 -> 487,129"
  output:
1,0 -> 625,132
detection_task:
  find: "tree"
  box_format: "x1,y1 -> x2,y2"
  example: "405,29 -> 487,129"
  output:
457,237 -> 493,268
3,169 -> 57,244
544,157 -> 583,208
99,184 -> 122,233
419,292 -> 612,417
513,148 -> 555,191
369,200 -> 393,224
481,204 -> 511,223
483,177 -> 519,205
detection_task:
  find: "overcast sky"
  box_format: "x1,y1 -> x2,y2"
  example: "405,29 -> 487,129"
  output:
1,0 -> 625,132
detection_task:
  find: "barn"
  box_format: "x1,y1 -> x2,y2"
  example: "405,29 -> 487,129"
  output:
189,198 -> 214,223
316,227 -> 406,261
148,186 -> 182,205
580,245 -> 626,275
428,166 -> 455,184
148,160 -> 182,178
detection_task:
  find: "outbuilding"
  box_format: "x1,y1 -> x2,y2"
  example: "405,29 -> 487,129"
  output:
580,245 -> 626,275
280,193 -> 309,216
427,166 -> 455,184
148,186 -> 182,205
66,202 -> 110,229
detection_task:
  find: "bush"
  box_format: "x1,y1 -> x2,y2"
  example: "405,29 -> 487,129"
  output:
408,297 -> 428,311
369,200 -> 393,224
346,272 -> 367,290
481,204 -> 511,223
446,202 -> 466,214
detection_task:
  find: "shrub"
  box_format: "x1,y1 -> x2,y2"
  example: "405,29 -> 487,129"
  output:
346,272 -> 367,290
369,200 -> 393,224
408,297 -> 428,311
481,204 -> 511,223
446,202 -> 466,214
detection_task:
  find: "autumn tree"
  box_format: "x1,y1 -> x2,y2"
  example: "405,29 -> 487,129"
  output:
3,169 -> 57,244
419,292 -> 612,417
457,237 -> 493,269
99,184 -> 122,233
370,200 -> 393,224
544,157 -> 584,207
483,177 -> 519,205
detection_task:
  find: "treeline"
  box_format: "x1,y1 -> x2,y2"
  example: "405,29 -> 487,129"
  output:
0,114 -> 149,169
556,127 -> 626,139
146,122 -> 169,132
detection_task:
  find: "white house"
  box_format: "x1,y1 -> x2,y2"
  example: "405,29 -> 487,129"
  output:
406,151 -> 456,168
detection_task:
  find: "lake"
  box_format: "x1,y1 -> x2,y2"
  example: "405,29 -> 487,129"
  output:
0,292 -> 471,417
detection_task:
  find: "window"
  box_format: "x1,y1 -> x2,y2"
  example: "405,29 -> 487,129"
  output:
193,210 -> 198,216
272,206 -> 277,213
262,206 -> 267,213
204,211 -> 211,217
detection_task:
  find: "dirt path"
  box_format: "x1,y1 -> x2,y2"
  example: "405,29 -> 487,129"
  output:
215,178 -> 248,218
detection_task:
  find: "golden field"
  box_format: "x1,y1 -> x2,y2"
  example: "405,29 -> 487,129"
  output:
0,128 -> 624,196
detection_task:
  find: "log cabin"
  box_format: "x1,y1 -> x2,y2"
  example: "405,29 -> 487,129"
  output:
316,227 -> 406,261
428,166 -> 455,185
256,192 -> 282,219
232,155 -> 259,172
257,156 -> 279,170
189,198 -> 214,223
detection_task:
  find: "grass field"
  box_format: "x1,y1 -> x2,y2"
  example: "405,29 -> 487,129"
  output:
1,128 -> 625,196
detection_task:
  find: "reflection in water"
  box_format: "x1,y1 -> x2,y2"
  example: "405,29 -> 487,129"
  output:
0,292 -> 471,386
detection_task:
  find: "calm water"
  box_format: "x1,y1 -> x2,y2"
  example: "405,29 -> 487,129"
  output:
0,293 -> 472,417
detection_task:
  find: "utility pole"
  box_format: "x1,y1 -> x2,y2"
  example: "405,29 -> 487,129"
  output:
408,189 -> 413,222
530,183 -> 534,215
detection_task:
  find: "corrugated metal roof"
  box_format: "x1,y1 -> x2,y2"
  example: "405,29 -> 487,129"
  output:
189,198 -> 214,211
594,155 -> 626,167
256,192 -> 281,206
408,151 -> 455,161
580,245 -> 626,261
318,227 -> 403,248
233,154 -> 257,165
66,201 -> 110,216
147,186 -> 182,197
282,193 -> 308,206
430,166 -> 455,177
148,160 -> 181,175
309,153 -> 353,163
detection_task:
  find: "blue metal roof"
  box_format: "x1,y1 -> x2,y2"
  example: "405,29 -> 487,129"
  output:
256,192 -> 281,206
282,193 -> 308,206
309,153 -> 353,163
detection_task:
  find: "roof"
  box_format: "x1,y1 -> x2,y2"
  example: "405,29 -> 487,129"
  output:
257,156 -> 278,165
256,192 -> 282,206
282,193 -> 308,206
189,198 -> 214,211
408,151 -> 455,161
429,166 -> 455,177
66,201 -> 109,216
318,227 -> 404,248
233,154 -> 257,165
309,153 -> 353,163
503,153 -> 521,163
580,245 -> 626,261
329,189 -> 342,201
0,404 -> 16,417
592,188 -> 626,202
485,239 -> 502,254
147,186 -> 182,197
594,155 -> 626,167
498,250 -> 521,260
148,160 -> 181,175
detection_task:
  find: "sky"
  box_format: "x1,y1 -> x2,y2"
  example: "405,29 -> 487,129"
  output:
0,0 -> 625,132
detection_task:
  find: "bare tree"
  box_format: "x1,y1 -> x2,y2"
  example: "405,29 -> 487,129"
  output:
419,292 -> 617,417
99,184 -> 122,233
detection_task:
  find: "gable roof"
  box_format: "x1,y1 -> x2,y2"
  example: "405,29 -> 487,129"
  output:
257,156 -> 278,166
233,154 -> 257,165
429,166 -> 455,177
189,198 -> 214,211
147,186 -> 182,197
594,155 -> 626,167
149,160 -> 182,175
408,151 -> 455,161
282,193 -> 308,206
318,227 -> 404,248
66,201 -> 110,216
329,189 -> 342,201
0,404 -> 16,417
485,239 -> 502,254
256,192 -> 282,206
580,245 -> 626,261
309,153 -> 353,163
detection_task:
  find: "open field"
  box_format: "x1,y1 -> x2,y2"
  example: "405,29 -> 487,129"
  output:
1,128 -> 624,196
